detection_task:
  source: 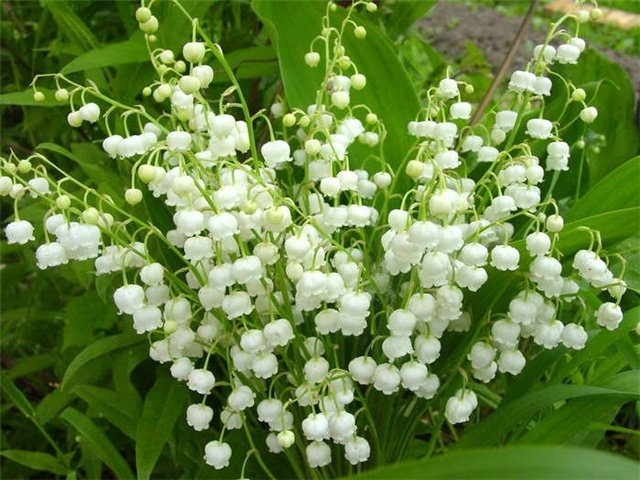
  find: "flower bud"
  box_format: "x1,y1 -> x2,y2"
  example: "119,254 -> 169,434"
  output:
546,214 -> 564,232
277,430 -> 295,448
135,7 -> 152,23
305,51 -> 320,67
353,25 -> 367,39
571,88 -> 586,102
350,73 -> 366,90
183,42 -> 206,63
67,111 -> 83,127
54,88 -> 69,102
125,188 -> 143,205
283,113 -> 296,127
33,91 -> 45,102
178,75 -> 201,94
139,16 -> 159,34
579,106 -> 598,123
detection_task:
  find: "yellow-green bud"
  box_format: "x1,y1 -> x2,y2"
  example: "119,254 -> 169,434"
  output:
366,112 -> 378,125
135,7 -> 152,23
55,88 -> 69,102
338,55 -> 351,70
183,42 -> 206,63
33,91 -> 45,102
354,25 -> 367,39
82,207 -> 100,224
590,8 -> 603,21
571,88 -> 586,102
56,195 -> 71,209
350,73 -> 366,90
174,60 -> 186,73
366,2 -> 377,12
142,86 -> 152,96
283,113 -> 296,127
406,160 -> 424,179
138,164 -> 157,184
17,159 -> 31,173
277,430 -> 295,449
125,188 -> 143,205
164,320 -> 178,334
304,52 -> 320,67
298,115 -> 310,128
139,16 -> 159,34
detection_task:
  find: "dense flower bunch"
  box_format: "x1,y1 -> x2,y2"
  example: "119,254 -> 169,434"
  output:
1,0 -> 627,475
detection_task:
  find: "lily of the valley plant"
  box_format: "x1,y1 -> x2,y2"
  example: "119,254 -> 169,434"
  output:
2,0 -> 631,478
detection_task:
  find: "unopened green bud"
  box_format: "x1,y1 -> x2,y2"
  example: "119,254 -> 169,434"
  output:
135,7 -> 152,23
56,195 -> 71,209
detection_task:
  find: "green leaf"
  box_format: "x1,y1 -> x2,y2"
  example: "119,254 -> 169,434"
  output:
566,156 -> 640,222
61,333 -> 143,390
35,389 -> 74,425
551,48 -> 639,185
517,396 -> 624,446
72,385 -> 141,440
0,375 -> 35,418
253,0 -> 420,180
61,37 -> 148,74
0,88 -> 62,107
63,291 -> 115,350
44,0 -> 99,51
557,208 -> 640,255
5,354 -> 55,380
38,142 -> 126,204
382,1 -> 437,39
457,370 -> 640,448
213,46 -> 278,83
60,407 -> 134,480
347,445 -> 639,479
1,450 -> 67,476
135,369 -> 187,480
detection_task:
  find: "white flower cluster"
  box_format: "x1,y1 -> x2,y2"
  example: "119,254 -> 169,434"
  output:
4,0 -> 627,474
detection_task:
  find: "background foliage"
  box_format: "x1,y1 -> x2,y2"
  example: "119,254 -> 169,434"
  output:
1,0 -> 638,478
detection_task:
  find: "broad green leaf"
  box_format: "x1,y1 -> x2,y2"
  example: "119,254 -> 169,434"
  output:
37,142 -> 125,204
347,445 -> 639,479
63,291 -> 116,350
253,0 -> 420,181
381,1 -> 437,39
457,370 -> 640,448
135,369 -> 187,480
505,310 -> 639,403
61,333 -> 142,390
517,396 -> 624,445
552,48 -> 639,185
44,0 -> 99,51
213,46 -> 278,83
61,38 -> 148,75
6,354 -> 55,380
0,375 -> 35,418
566,156 -> 640,222
0,88 -> 62,107
35,389 -> 74,425
60,407 -> 134,480
1,450 -> 67,476
72,385 -> 141,440
557,208 -> 640,254
111,344 -> 148,408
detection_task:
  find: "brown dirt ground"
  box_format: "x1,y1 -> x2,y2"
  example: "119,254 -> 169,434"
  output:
418,2 -> 640,103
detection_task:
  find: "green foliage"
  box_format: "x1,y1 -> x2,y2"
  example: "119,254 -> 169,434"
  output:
1,0 -> 639,479
346,444 -> 640,479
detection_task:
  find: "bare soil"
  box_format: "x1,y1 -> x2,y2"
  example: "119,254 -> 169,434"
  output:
418,2 -> 640,102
